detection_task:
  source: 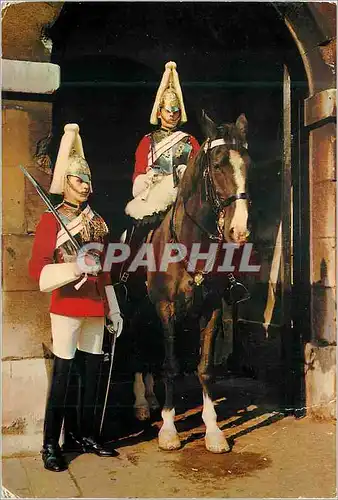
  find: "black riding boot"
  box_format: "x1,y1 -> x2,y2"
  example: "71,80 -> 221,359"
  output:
66,350 -> 119,457
42,356 -> 73,472
62,351 -> 84,453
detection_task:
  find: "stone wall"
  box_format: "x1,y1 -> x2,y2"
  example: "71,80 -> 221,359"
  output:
2,1 -> 63,454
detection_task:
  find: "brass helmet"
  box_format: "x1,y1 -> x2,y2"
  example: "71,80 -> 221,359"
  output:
150,61 -> 187,125
49,124 -> 92,195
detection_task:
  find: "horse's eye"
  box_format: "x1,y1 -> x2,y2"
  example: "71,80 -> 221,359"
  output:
213,163 -> 221,170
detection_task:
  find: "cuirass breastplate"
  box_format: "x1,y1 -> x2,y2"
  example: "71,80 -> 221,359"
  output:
55,205 -> 108,262
151,131 -> 192,175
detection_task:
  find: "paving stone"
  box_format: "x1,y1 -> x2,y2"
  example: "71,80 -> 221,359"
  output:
68,453 -> 125,498
21,456 -> 80,498
2,458 -> 32,498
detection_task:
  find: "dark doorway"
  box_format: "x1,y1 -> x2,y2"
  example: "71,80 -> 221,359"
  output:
48,2 -> 309,414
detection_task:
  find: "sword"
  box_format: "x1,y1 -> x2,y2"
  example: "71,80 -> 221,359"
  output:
19,165 -> 81,253
99,326 -> 117,436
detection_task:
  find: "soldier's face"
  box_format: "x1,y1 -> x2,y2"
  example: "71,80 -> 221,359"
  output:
64,175 -> 90,205
159,107 -> 181,129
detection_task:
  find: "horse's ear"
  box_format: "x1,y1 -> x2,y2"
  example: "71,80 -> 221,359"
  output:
236,113 -> 248,139
201,110 -> 217,139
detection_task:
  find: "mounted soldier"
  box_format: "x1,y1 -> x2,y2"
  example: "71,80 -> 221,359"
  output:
117,61 -> 200,418
124,61 -> 200,249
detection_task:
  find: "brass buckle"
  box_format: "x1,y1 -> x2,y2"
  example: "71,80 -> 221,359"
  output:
120,272 -> 129,283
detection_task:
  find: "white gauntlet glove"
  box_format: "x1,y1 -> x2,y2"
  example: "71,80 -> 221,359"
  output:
39,251 -> 103,293
132,169 -> 165,199
39,262 -> 83,293
105,285 -> 123,337
176,164 -> 187,180
132,173 -> 150,198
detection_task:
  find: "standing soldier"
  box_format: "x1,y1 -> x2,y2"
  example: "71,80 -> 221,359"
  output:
29,124 -> 123,472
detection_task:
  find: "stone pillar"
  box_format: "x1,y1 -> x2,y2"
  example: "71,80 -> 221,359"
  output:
304,89 -> 336,420
2,1 -> 63,454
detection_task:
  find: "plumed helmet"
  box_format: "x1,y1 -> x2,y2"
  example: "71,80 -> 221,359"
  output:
49,124 -> 92,195
150,61 -> 187,126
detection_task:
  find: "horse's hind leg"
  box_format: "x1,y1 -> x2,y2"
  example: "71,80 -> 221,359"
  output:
198,308 -> 230,453
157,302 -> 181,450
133,372 -> 151,421
144,373 -> 160,411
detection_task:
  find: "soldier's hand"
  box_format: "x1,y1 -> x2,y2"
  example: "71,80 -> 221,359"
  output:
145,168 -> 162,183
152,172 -> 164,184
76,250 -> 102,276
176,164 -> 187,180
107,312 -> 123,337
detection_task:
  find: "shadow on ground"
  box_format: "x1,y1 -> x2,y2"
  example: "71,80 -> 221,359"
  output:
94,374 -> 286,454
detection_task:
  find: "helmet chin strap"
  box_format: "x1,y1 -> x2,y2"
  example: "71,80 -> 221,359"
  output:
64,177 -> 89,205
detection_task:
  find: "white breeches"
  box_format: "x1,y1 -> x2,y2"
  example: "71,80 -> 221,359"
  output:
50,313 -> 105,359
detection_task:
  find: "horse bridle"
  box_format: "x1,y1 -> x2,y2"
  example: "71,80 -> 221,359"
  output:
202,138 -> 248,213
169,137 -> 251,302
181,137 -> 249,242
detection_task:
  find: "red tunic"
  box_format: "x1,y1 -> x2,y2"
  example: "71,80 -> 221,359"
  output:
29,211 -> 111,317
132,133 -> 200,182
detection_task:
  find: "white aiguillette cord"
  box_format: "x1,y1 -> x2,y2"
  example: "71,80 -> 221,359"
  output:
74,273 -> 88,290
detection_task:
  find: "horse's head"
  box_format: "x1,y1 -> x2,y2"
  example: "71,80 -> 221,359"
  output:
200,111 -> 251,245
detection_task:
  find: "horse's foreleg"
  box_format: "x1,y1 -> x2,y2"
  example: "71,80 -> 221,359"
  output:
157,302 -> 181,450
144,373 -> 160,411
133,372 -> 151,421
159,390 -> 180,450
198,309 -> 230,453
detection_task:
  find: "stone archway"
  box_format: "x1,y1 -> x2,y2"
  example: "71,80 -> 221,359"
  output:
2,2 -> 335,454
274,3 -> 336,419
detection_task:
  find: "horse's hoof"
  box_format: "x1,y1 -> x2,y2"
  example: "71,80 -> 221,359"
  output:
134,405 -> 150,421
205,431 -> 230,453
146,395 -> 160,411
158,429 -> 181,451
